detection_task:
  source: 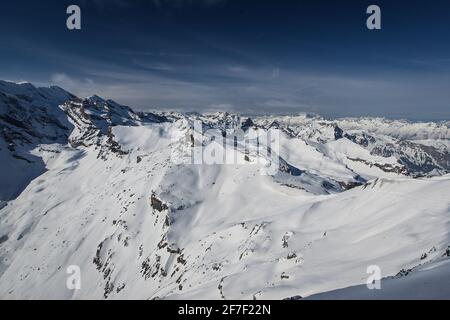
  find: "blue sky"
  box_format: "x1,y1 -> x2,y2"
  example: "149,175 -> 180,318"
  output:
1,0 -> 450,120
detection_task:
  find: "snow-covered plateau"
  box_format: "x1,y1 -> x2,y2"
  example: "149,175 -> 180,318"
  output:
1,80 -> 450,300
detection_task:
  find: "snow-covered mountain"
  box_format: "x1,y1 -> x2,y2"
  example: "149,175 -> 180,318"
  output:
1,80 -> 450,299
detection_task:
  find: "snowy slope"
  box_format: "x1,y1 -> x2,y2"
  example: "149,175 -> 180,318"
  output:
1,81 -> 450,300
0,81 -> 75,201
307,258 -> 450,300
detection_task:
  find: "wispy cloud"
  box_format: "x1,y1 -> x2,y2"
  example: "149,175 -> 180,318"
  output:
47,56 -> 450,120
51,73 -> 95,93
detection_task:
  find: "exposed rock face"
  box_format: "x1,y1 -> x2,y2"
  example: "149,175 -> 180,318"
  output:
151,192 -> 169,213
241,118 -> 255,132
